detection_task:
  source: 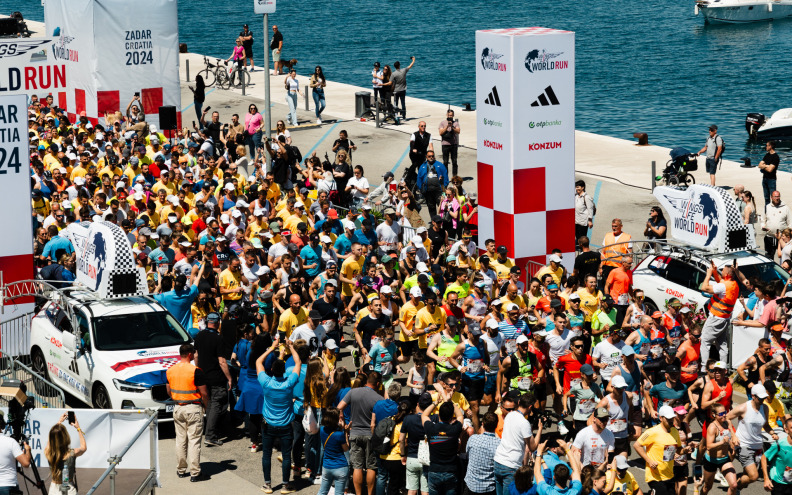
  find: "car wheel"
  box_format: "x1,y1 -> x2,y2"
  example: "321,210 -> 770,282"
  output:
644,298 -> 659,315
31,348 -> 58,397
92,383 -> 112,409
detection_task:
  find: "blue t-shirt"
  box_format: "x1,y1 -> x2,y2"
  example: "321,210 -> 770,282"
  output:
354,228 -> 378,248
537,480 -> 583,495
300,244 -> 322,277
373,399 -> 398,425
320,427 -> 348,469
333,386 -> 352,424
233,338 -> 251,370
649,381 -> 688,409
369,342 -> 397,374
153,285 -> 199,330
149,247 -> 176,267
334,234 -> 353,256
286,363 -> 307,416
42,236 -> 74,260
258,371 -> 300,427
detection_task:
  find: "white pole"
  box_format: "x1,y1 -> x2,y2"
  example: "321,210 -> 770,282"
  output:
263,13 -> 272,170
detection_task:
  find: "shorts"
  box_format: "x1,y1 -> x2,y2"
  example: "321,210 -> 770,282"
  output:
244,46 -> 253,58
483,373 -> 498,396
397,339 -> 419,359
703,455 -> 730,473
772,482 -> 792,495
272,49 -> 281,62
349,435 -> 377,471
614,437 -> 631,456
405,456 -> 428,492
673,464 -> 690,482
629,405 -> 643,429
705,157 -> 719,175
736,445 -> 763,468
533,382 -> 547,400
462,375 -> 485,402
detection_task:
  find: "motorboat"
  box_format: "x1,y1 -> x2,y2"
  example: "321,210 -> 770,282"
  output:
695,0 -> 792,23
745,109 -> 792,140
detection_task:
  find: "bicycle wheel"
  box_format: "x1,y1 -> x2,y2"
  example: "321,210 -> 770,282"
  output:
682,173 -> 695,187
238,69 -> 251,87
201,68 -> 215,87
215,69 -> 230,90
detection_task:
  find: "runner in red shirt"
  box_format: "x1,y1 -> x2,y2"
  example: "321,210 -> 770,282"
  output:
554,335 -> 594,395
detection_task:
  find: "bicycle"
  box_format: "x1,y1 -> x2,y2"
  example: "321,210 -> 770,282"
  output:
215,60 -> 250,90
198,55 -> 217,87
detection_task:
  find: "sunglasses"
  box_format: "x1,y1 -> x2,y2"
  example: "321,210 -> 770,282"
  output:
716,412 -> 727,417
572,345 -> 584,349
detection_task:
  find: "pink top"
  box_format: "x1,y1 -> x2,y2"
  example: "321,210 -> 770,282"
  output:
232,45 -> 245,61
245,112 -> 263,134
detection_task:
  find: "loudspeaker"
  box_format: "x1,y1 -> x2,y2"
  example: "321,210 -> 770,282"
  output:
158,105 -> 177,130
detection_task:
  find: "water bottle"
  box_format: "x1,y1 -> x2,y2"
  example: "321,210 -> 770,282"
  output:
557,419 -> 569,436
62,461 -> 70,494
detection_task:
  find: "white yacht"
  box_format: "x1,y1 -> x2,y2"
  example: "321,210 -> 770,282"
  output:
695,0 -> 792,23
745,109 -> 792,141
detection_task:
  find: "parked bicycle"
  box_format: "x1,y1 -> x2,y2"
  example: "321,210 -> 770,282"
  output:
198,56 -> 250,90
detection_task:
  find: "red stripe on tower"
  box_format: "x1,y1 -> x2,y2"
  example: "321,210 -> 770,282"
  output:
545,208 -> 575,253
58,92 -> 67,111
513,168 -> 545,214
97,90 -> 120,116
477,161 -> 493,209
74,88 -> 86,116
0,255 -> 34,306
493,210 -> 515,257
141,87 -> 163,115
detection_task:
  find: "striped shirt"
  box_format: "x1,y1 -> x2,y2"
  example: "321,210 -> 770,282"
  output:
465,432 -> 501,493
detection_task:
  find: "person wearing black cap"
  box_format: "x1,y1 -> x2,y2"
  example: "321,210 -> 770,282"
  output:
416,149 -> 447,217
697,124 -> 724,186
414,291 -> 447,384
239,24 -> 254,70
449,320 -> 488,431
289,309 -> 325,356
193,312 -> 232,447
491,245 -> 515,282
646,364 -> 689,420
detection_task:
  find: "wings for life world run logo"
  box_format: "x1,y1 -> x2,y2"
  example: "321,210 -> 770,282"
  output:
51,29 -> 79,62
524,49 -> 569,73
480,48 -> 506,72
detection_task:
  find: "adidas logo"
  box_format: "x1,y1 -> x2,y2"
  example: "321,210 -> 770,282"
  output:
484,86 -> 501,106
530,86 -> 560,107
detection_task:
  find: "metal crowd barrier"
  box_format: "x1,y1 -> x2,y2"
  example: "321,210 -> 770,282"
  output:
0,349 -> 65,409
526,260 -> 545,280
0,313 -> 32,361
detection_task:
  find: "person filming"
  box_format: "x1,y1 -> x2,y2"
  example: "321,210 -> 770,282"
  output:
45,413 -> 87,495
0,415 -> 32,495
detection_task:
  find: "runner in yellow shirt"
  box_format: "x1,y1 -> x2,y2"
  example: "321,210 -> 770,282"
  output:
277,294 -> 308,338
339,243 -> 363,301
634,405 -> 682,491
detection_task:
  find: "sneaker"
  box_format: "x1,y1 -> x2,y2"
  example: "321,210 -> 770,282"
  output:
250,443 -> 260,453
302,469 -> 313,479
190,472 -> 209,482
352,348 -> 360,368
715,470 -> 728,487
313,476 -> 323,485
261,484 -> 273,494
204,438 -> 223,447
281,483 -> 297,494
177,471 -> 190,478
317,119 -> 322,125
655,175 -> 663,181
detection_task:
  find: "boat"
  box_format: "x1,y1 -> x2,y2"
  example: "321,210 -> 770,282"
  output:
745,109 -> 792,140
695,0 -> 792,23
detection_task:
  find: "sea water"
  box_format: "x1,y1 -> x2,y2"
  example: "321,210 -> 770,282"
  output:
12,0 -> 792,168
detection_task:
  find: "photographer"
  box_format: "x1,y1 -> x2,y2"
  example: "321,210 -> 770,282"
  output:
0,422 -> 31,495
45,413 -> 87,495
438,110 -> 460,176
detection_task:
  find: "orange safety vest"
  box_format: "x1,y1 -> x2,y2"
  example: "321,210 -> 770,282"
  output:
679,340 -> 701,384
708,279 -> 738,319
602,232 -> 632,267
166,361 -> 202,405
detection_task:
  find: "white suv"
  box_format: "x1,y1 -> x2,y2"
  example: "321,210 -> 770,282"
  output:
29,289 -> 191,417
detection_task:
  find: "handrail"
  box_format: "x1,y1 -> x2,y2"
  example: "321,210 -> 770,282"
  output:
85,409 -> 158,495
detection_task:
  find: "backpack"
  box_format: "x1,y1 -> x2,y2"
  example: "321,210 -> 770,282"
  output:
371,416 -> 396,455
586,194 -> 597,217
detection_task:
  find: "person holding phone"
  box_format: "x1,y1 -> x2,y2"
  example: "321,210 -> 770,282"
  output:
44,412 -> 87,495
0,425 -> 32,494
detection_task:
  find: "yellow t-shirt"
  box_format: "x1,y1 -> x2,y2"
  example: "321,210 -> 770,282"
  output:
381,422 -> 404,461
219,268 -> 243,301
398,300 -> 425,342
535,265 -> 564,286
70,166 -> 88,182
430,391 -> 470,411
124,166 -> 142,182
191,303 -> 212,330
767,397 -> 787,428
606,470 -> 640,495
415,306 -> 446,349
159,205 -> 185,223
284,213 -> 309,234
341,256 -> 362,297
278,308 -> 308,338
490,257 -> 515,280
268,183 -> 281,201
637,424 -> 681,483
98,164 -> 123,181
43,154 -> 62,172
577,288 -> 603,322
32,198 -> 50,217
499,294 -> 526,316
152,181 -> 177,196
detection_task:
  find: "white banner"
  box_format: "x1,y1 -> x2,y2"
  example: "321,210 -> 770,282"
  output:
44,0 -> 181,130
3,408 -> 157,471
653,184 -> 756,253
0,94 -> 34,317
254,0 -> 277,14
0,39 -> 66,96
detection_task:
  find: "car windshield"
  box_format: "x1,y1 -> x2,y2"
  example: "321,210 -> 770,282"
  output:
735,262 -> 789,296
92,311 -> 190,351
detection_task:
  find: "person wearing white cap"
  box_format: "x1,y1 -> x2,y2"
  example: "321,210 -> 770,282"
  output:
605,455 -> 641,495
595,374 -> 631,455
536,254 -> 565,286
399,237 -> 429,263
497,302 -> 529,357
396,285 -> 426,360
728,383 -> 777,492
497,334 -> 543,397
591,326 -> 626,383
571,406 -> 615,467
479,318 -> 505,405
633,405 -> 682,495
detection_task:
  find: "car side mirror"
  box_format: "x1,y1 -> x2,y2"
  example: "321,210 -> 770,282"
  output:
61,332 -> 78,354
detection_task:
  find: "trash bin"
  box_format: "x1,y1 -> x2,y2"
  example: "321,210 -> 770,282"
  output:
355,91 -> 371,118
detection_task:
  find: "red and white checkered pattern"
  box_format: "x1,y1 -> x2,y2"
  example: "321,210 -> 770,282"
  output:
481,27 -> 573,36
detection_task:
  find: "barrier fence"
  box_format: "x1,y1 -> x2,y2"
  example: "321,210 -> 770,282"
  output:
0,349 -> 65,410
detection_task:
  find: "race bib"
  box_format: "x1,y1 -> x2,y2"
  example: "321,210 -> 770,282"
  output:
380,361 -> 393,376
591,446 -> 606,466
518,377 -> 533,391
578,399 -> 595,415
467,359 -> 483,373
370,336 -> 381,349
505,339 -> 517,355
570,378 -> 582,389
608,418 -> 628,433
663,445 -> 676,462
618,293 -> 629,305
632,393 -> 640,406
784,467 -> 792,484
323,319 -> 337,332
650,345 -> 664,358
640,342 -> 650,356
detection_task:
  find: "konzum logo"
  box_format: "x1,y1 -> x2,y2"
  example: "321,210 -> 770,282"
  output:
528,141 -> 562,151
483,140 -> 503,150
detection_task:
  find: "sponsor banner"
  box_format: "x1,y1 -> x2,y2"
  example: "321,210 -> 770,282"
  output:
1,408 -> 158,473
476,32 -> 513,214
0,39 -> 66,95
44,0 -> 180,129
61,221 -> 148,299
254,0 -> 277,14
0,94 -> 34,310
653,185 -> 756,252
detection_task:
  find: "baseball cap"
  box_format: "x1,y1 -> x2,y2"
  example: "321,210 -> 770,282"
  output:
621,346 -> 635,357
269,222 -> 281,233
615,456 -> 630,470
680,307 -> 691,314
416,226 -> 427,234
491,299 -> 503,306
232,210 -> 243,219
361,204 -> 372,210
651,310 -> 663,318
224,182 -> 235,191
469,325 -> 482,337
658,405 -> 676,419
516,335 -> 529,345
325,339 -> 338,350
236,199 -> 250,208
416,262 -> 429,273
507,303 -> 520,312
206,312 -> 221,323
485,318 -> 499,330
447,316 -> 459,327
216,235 -> 228,242
549,254 -> 562,263
673,406 -> 688,416
709,124 -> 718,131
418,392 -> 434,410
580,364 -> 594,376
220,214 -> 231,224
550,299 -> 563,308
406,246 -> 417,254
569,293 -> 581,301
752,383 -> 769,399
594,408 -> 610,420
479,254 -> 490,263
327,209 -> 338,219
320,235 -> 332,243
383,171 -> 394,180
534,330 -> 548,337
309,310 -> 322,321
611,375 -> 628,389
497,245 -> 508,255
713,361 -> 728,369
383,207 -> 396,215
410,286 -> 422,298
602,295 -> 614,304
665,364 -> 680,374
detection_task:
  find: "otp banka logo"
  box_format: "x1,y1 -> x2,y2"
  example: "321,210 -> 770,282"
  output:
525,49 -> 569,73
480,48 -> 506,72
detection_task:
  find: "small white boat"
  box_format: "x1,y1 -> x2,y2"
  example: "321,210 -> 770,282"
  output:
695,0 -> 792,23
745,109 -> 792,141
